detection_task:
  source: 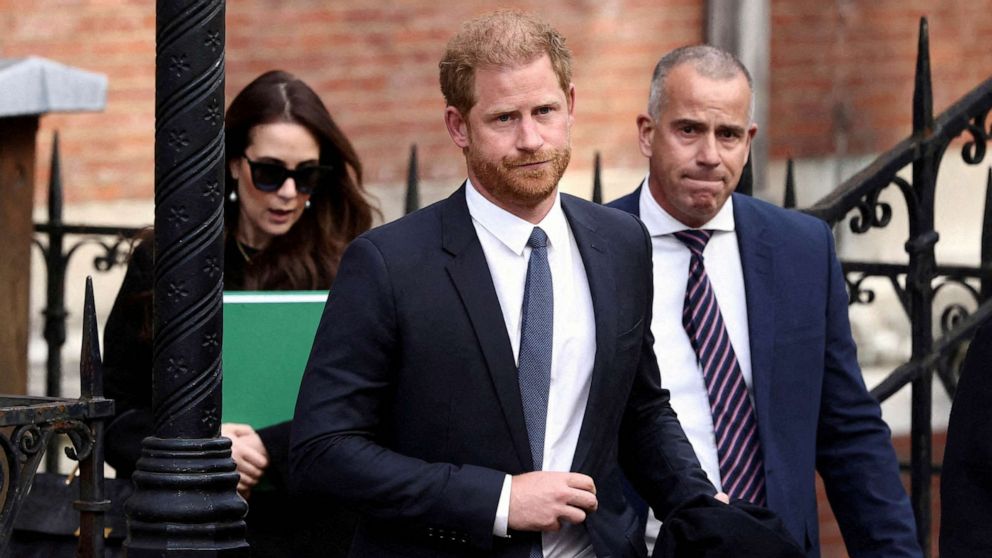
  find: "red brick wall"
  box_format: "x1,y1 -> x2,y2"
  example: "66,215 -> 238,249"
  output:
1,2 -> 990,205
1,1 -> 989,205
770,0 -> 992,159
226,0 -> 705,192
0,0 -> 704,205
0,0 -> 156,203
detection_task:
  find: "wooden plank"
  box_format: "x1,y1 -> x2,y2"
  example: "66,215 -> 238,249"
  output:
0,116 -> 38,395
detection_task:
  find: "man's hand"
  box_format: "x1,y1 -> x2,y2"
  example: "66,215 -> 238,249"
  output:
508,472 -> 598,532
221,422 -> 270,498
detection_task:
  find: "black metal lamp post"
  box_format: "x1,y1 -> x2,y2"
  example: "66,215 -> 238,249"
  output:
123,1 -> 248,554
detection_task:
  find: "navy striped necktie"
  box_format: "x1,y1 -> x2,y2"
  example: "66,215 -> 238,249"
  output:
673,229 -> 766,505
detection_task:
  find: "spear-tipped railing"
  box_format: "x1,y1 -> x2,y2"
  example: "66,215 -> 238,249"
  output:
0,277 -> 115,557
800,18 -> 992,554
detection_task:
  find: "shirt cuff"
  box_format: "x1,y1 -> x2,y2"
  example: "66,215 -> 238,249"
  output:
492,474 -> 512,537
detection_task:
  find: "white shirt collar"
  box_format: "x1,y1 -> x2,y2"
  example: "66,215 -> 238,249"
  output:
637,174 -> 736,237
465,178 -> 569,255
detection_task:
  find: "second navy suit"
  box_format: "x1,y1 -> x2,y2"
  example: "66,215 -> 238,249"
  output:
609,188 -> 921,558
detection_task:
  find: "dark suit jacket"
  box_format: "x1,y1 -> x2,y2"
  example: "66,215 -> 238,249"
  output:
291,185 -> 716,557
609,188 -> 921,558
940,317 -> 992,557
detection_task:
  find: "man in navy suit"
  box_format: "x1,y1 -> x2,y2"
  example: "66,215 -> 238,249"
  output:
290,12 -> 719,557
608,45 -> 922,557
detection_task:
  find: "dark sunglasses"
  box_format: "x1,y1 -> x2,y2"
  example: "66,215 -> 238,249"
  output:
244,156 -> 333,195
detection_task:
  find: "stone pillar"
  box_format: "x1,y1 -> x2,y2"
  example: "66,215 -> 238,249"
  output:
0,116 -> 37,395
706,0 -> 771,195
0,58 -> 106,395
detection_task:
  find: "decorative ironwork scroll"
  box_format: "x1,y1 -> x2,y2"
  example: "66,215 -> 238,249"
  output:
802,18 -> 992,555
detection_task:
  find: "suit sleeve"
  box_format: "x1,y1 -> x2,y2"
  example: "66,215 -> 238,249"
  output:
814,221 -> 922,558
290,237 -> 505,550
618,216 -> 717,518
256,421 -> 291,489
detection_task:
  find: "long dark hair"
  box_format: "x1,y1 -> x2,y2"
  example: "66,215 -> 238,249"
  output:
225,70 -> 376,290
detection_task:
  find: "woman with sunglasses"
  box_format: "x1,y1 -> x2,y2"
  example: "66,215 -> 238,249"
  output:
102,70 -> 376,557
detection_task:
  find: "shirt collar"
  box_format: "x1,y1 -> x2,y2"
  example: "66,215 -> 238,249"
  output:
637,174 -> 736,237
465,178 -> 569,255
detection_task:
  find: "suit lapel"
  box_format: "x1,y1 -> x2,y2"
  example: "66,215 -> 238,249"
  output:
613,185 -> 642,217
732,194 -> 776,451
442,185 -> 532,471
561,196 -> 617,472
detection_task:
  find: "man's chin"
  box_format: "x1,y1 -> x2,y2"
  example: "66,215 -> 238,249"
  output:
685,189 -> 727,210
502,179 -> 557,206
682,204 -> 721,226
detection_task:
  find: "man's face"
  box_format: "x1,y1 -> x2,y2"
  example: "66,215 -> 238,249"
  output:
445,54 -> 574,215
638,63 -> 756,228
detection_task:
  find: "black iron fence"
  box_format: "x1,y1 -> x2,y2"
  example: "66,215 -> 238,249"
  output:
10,14 -> 992,558
30,133 -> 142,475
0,278 -> 115,558
799,18 -> 992,554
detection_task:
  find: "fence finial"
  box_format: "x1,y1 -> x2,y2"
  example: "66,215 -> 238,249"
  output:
48,131 -> 62,224
592,151 -> 602,204
79,276 -> 103,399
784,158 -> 796,208
405,144 -> 420,214
913,17 -> 934,135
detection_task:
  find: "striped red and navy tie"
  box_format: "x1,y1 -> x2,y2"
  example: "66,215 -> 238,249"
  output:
673,229 -> 767,505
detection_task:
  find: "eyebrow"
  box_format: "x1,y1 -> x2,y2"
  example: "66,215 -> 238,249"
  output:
535,99 -> 562,108
670,118 -> 746,135
670,118 -> 702,128
716,123 -> 747,136
484,99 -> 563,117
483,107 -> 518,118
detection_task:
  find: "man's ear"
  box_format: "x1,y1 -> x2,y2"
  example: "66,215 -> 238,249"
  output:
744,122 -> 759,163
444,106 -> 470,149
636,114 -> 655,158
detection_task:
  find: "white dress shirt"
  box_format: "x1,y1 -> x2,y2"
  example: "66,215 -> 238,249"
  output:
637,178 -> 754,551
466,180 -> 597,558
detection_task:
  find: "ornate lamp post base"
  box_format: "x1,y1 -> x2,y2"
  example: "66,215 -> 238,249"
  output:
125,437 -> 248,556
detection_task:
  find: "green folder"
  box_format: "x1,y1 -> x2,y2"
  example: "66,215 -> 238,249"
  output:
222,291 -> 328,429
